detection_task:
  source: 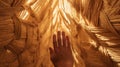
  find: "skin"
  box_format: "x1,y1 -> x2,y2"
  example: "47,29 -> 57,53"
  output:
49,31 -> 74,67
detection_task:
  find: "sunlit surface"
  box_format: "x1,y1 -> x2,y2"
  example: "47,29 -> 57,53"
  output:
19,10 -> 29,20
16,0 -> 120,67
19,0 -> 80,28
18,0 -> 86,66
1,0 -> 120,67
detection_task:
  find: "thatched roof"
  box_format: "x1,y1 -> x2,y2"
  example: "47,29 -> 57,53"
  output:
0,0 -> 120,67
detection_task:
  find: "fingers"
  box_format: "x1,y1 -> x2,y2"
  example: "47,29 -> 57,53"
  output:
62,31 -> 66,47
53,31 -> 70,50
57,31 -> 62,47
57,31 -> 67,47
53,34 -> 58,52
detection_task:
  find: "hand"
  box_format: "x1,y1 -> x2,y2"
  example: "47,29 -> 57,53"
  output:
49,31 -> 74,67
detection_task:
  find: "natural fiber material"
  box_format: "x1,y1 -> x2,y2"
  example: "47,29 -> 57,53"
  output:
0,0 -> 120,67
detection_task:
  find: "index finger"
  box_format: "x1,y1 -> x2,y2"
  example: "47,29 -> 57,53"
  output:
53,34 -> 58,51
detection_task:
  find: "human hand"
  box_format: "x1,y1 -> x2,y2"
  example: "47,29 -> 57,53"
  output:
49,31 -> 74,67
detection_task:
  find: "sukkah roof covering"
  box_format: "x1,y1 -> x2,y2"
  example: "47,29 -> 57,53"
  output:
0,0 -> 120,67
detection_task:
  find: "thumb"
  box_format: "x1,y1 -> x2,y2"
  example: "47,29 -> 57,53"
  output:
49,48 -> 55,59
49,48 -> 57,64
49,48 -> 54,55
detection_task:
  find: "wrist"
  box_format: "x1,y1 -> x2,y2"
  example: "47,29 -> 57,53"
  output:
55,61 -> 73,67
